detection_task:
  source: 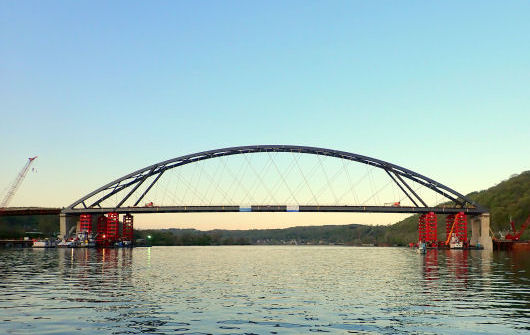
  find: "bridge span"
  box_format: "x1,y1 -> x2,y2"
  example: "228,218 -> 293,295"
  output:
1,145 -> 492,249
0,207 -> 61,216
61,204 -> 485,215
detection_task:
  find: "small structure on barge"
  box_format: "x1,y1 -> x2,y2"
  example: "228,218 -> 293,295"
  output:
493,216 -> 530,251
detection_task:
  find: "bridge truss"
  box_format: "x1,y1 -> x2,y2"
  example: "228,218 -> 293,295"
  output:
63,145 -> 486,216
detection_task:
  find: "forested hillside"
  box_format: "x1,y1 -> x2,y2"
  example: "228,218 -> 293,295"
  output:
134,224 -> 390,246
0,215 -> 58,238
468,171 -> 530,235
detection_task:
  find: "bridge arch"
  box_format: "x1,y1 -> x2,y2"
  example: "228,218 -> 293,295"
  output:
63,145 -> 485,215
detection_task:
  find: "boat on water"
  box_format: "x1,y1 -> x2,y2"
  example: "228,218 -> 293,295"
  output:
57,239 -> 77,248
32,239 -> 57,248
114,240 -> 133,247
416,242 -> 427,254
57,232 -> 97,248
79,239 -> 96,248
76,232 -> 96,247
493,239 -> 530,251
448,234 -> 464,249
492,216 -> 530,251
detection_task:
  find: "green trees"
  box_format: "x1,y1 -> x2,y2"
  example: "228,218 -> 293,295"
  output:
468,171 -> 530,239
0,215 -> 59,238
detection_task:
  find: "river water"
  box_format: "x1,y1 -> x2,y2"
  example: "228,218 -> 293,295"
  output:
0,246 -> 528,334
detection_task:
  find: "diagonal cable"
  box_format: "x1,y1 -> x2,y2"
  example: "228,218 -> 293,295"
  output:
361,180 -> 391,205
311,155 -> 339,205
293,152 -> 319,205
200,157 -> 234,205
338,159 -> 360,205
175,167 -> 208,205
244,153 -> 277,204
314,155 -> 346,205
220,155 -> 255,204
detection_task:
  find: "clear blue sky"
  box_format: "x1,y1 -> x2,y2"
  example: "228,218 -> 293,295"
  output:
1,1 -> 529,228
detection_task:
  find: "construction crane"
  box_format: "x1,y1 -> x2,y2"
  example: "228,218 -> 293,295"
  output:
0,156 -> 37,208
505,216 -> 530,241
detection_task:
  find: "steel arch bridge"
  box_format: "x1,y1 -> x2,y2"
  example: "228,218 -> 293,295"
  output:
63,145 -> 487,216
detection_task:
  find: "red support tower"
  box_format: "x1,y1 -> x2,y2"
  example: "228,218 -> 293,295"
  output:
445,212 -> 468,246
425,212 -> 437,246
96,215 -> 107,246
106,212 -> 119,245
419,212 -> 438,246
122,214 -> 133,243
419,214 -> 427,242
80,214 -> 92,234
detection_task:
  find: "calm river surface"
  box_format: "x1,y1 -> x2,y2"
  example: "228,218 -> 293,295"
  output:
0,246 -> 529,334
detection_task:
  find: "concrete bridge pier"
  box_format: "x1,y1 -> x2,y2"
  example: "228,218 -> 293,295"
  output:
59,213 -> 78,238
470,213 -> 493,251
60,213 -> 107,238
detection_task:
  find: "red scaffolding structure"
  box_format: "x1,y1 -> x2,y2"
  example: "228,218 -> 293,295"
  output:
79,214 -> 92,234
419,214 -> 427,242
419,212 -> 437,246
106,212 -> 119,244
96,215 -> 107,246
122,213 -> 133,242
90,213 -> 135,247
445,212 -> 468,246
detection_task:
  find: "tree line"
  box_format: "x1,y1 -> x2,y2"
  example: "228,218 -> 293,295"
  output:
2,170 -> 528,243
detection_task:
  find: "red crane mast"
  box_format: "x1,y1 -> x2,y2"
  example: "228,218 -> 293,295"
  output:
505,216 -> 530,241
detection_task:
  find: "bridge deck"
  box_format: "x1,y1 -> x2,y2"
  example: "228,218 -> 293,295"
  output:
61,205 -> 485,215
0,207 -> 62,216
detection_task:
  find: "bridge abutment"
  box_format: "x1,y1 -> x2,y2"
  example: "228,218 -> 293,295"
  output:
59,213 -> 78,238
470,213 -> 493,251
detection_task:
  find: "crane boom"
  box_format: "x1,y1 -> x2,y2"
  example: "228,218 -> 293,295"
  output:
0,156 -> 37,208
505,215 -> 530,241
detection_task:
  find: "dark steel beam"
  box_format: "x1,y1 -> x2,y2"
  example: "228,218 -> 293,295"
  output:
116,170 -> 152,208
89,174 -> 145,208
61,204 -> 486,215
392,170 -> 428,207
385,169 -> 419,207
133,171 -> 165,206
395,171 -> 464,207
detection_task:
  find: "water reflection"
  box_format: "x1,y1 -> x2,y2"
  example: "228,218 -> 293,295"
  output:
57,247 -> 174,334
422,249 -> 439,281
0,246 -> 529,334
444,249 -> 469,285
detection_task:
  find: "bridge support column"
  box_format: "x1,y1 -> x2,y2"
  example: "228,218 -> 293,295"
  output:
59,213 -> 78,239
96,215 -> 107,246
122,214 -> 134,243
470,213 -> 492,251
80,214 -> 93,234
419,212 -> 437,247
418,214 -> 426,242
446,212 -> 468,246
106,212 -> 119,244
